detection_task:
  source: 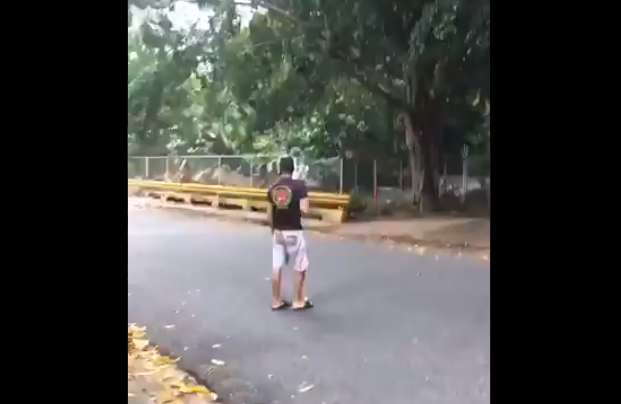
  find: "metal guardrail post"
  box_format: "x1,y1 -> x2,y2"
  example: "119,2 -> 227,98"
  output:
145,157 -> 150,179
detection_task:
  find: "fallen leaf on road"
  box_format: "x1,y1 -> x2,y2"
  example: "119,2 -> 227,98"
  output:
298,382 -> 314,393
182,385 -> 212,394
155,356 -> 180,366
133,338 -> 149,350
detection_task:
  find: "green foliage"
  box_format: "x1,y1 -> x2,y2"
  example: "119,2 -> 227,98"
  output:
127,0 -> 490,206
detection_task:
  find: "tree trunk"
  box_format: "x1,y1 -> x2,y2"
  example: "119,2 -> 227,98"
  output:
418,126 -> 440,212
400,112 -> 423,203
405,110 -> 441,213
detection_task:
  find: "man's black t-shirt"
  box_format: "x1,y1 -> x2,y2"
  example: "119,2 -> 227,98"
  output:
267,176 -> 308,230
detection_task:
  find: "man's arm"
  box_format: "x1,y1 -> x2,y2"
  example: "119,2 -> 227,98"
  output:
266,189 -> 274,232
299,183 -> 310,214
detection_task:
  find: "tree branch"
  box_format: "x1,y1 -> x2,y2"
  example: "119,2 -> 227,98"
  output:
233,0 -> 301,24
230,0 -> 411,111
330,51 -> 410,112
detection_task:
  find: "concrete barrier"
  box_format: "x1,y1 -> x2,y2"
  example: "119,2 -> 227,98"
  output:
128,180 -> 351,223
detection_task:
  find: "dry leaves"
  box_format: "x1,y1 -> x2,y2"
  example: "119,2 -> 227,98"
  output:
128,324 -> 218,404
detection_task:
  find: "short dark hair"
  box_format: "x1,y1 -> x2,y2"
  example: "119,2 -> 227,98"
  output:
278,156 -> 295,174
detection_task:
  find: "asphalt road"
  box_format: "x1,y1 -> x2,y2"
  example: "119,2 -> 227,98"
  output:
128,206 -> 490,404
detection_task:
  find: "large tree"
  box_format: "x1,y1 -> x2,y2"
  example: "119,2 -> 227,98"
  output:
128,0 -> 490,209
199,0 -> 489,209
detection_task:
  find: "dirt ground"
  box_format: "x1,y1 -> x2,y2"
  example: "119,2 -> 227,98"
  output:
327,217 -> 490,248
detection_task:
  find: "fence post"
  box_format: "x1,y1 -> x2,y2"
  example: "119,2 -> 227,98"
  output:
373,159 -> 378,215
440,162 -> 448,197
144,157 -> 150,179
217,156 -> 222,185
461,145 -> 469,204
250,156 -> 254,188
165,157 -> 169,178
353,160 -> 358,193
339,158 -> 344,194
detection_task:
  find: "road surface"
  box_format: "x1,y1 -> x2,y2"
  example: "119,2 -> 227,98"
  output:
128,206 -> 490,404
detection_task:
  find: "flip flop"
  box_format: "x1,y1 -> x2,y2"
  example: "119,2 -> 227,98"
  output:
271,300 -> 291,311
292,299 -> 314,311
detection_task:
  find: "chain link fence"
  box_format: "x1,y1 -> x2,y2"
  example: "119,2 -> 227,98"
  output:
346,156 -> 490,214
128,154 -> 489,213
348,157 -> 489,197
128,155 -> 343,192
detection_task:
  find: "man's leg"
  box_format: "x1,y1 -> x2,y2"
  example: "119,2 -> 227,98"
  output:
293,270 -> 307,307
272,267 -> 283,306
271,241 -> 289,309
291,234 -> 312,310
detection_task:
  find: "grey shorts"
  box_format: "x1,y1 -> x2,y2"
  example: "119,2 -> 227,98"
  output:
272,230 -> 309,272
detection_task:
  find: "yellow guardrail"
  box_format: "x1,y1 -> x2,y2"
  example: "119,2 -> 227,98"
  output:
128,179 -> 351,223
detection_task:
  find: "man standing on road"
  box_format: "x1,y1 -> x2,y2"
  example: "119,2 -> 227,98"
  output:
267,156 -> 313,311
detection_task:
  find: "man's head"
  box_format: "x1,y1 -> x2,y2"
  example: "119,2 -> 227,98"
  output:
278,156 -> 295,175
